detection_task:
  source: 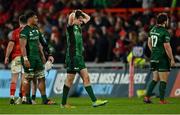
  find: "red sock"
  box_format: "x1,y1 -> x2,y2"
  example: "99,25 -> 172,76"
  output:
10,83 -> 16,96
21,85 -> 25,97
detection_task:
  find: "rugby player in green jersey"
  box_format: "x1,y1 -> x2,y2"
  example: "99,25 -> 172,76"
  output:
144,13 -> 175,104
61,10 -> 108,108
20,11 -> 55,104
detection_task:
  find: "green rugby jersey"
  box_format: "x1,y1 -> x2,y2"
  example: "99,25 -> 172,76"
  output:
20,25 -> 43,58
66,25 -> 84,58
149,26 -> 171,61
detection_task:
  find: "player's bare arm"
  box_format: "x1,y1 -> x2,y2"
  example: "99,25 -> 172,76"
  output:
68,12 -> 76,26
4,41 -> 15,65
20,38 -> 30,68
80,10 -> 90,24
164,43 -> 175,66
148,37 -> 152,51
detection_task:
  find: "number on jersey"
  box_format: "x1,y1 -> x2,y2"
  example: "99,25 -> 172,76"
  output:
151,35 -> 158,47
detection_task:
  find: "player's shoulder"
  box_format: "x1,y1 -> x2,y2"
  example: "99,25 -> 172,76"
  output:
67,24 -> 74,28
148,25 -> 155,31
13,27 -> 21,33
162,27 -> 169,33
159,27 -> 170,36
23,25 -> 30,30
33,25 -> 39,29
11,28 -> 20,38
21,25 -> 30,33
33,25 -> 41,33
149,25 -> 157,33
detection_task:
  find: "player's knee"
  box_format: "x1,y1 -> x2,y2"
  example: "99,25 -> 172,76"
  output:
38,77 -> 45,82
11,75 -> 19,83
23,78 -> 30,85
11,78 -> 17,84
66,80 -> 73,87
65,78 -> 74,87
153,77 -> 159,81
10,81 -> 17,85
82,76 -> 90,85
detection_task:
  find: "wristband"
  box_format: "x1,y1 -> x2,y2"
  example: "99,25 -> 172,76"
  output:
23,56 -> 28,61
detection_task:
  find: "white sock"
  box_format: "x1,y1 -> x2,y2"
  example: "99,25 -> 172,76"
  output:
10,95 -> 14,99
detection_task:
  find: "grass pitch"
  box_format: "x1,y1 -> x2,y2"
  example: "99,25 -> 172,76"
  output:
0,97 -> 180,114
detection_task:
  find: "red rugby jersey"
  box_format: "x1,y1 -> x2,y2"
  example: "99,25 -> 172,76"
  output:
10,27 -> 22,60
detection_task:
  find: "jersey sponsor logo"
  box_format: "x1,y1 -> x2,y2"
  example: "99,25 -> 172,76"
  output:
36,30 -> 39,33
29,32 -> 33,36
20,34 -> 27,37
74,26 -> 78,30
30,36 -> 39,40
74,67 -> 79,70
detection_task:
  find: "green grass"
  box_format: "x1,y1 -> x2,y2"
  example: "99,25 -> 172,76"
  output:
0,97 -> 180,114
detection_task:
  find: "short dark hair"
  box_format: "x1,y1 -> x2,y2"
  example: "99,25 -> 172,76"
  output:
25,10 -> 36,20
75,10 -> 85,19
157,13 -> 168,24
19,15 -> 27,24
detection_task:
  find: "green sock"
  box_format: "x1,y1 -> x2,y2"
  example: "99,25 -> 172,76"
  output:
26,93 -> 31,102
146,80 -> 157,97
85,85 -> 97,102
32,95 -> 36,100
41,95 -> 47,103
61,85 -> 70,105
19,93 -> 22,98
159,81 -> 167,101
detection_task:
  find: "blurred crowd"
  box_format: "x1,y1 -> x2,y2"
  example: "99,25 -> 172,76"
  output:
0,0 -> 180,63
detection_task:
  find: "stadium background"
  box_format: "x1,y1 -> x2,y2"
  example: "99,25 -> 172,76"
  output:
0,0 -> 180,114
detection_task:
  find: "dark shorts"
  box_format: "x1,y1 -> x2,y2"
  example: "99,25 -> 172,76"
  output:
150,58 -> 170,72
23,57 -> 44,73
65,56 -> 86,74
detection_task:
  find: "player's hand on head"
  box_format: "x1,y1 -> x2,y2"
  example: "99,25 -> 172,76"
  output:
48,56 -> 54,63
77,9 -> 82,12
24,60 -> 31,68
